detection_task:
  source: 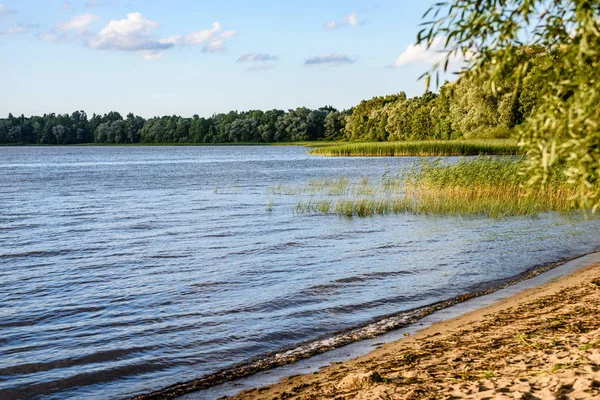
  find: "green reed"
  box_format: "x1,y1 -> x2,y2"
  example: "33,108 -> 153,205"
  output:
309,139 -> 521,157
280,157 -> 585,218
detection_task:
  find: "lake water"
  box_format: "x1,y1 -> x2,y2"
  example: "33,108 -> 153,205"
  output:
1,146 -> 599,400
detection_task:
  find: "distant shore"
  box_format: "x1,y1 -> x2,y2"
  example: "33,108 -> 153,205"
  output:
0,141 -> 322,147
233,260 -> 600,400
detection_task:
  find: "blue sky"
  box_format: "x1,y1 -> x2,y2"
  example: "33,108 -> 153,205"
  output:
0,0 -> 447,118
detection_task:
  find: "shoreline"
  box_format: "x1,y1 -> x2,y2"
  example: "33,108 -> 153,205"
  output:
0,142 -> 327,147
229,254 -> 600,400
131,251 -> 600,400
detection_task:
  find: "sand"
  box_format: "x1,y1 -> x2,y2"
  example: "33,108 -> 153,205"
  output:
231,262 -> 600,400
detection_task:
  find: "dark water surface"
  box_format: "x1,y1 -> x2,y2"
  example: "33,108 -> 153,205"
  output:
1,146 -> 599,400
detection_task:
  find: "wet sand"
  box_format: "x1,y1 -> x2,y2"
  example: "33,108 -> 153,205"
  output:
233,262 -> 600,400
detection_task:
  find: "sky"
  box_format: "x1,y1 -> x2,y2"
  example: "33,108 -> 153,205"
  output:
0,0 -> 452,118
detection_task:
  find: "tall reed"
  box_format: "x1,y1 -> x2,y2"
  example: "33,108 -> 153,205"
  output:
310,139 -> 521,157
283,157 -> 583,218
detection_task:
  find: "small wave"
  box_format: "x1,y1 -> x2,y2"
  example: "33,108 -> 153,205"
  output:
201,232 -> 234,238
0,305 -> 107,329
131,223 -> 153,230
0,346 -> 155,376
149,255 -> 189,259
0,250 -> 71,259
131,254 -> 580,400
268,241 -> 302,251
0,361 -> 166,400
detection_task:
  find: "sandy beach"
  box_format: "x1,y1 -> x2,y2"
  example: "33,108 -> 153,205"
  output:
231,262 -> 600,400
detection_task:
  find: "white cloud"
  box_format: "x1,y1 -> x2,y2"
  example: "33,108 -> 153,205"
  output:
162,22 -> 237,53
324,12 -> 362,30
0,24 -> 39,35
162,22 -> 219,45
0,25 -> 26,35
61,2 -> 72,11
203,39 -> 224,52
0,4 -> 17,18
41,11 -> 236,60
95,12 -> 156,38
57,13 -> 99,32
324,21 -> 337,29
237,53 -> 278,63
79,13 -> 236,59
304,53 -> 356,66
138,50 -> 164,60
220,30 -> 236,40
238,53 -> 279,71
346,12 -> 359,27
89,12 -> 172,55
39,32 -> 57,42
392,36 -> 466,69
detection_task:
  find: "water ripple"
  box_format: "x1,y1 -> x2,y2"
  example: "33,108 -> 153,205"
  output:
1,146 -> 599,399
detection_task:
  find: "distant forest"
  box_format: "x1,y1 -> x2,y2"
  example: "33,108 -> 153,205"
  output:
1,46 -> 556,145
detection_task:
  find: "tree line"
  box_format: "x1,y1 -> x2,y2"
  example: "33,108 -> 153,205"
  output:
0,46 -> 554,145
343,46 -> 555,141
0,107 -> 350,145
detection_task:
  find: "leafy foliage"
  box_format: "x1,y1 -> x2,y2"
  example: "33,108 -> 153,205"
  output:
341,46 -> 551,142
419,0 -> 600,210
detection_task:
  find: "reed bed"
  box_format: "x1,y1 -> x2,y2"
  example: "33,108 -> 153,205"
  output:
309,139 -> 521,157
274,157 -> 585,218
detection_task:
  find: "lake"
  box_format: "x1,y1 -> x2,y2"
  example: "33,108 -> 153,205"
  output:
1,146 -> 599,399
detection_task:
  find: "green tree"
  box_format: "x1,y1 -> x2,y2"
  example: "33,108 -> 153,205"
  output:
126,113 -> 145,143
94,123 -> 110,143
258,109 -> 284,142
420,0 -> 600,209
324,110 -> 342,140
190,115 -> 211,143
109,120 -> 127,143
